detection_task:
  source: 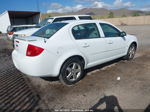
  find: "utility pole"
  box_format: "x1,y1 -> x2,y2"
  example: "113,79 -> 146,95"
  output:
36,0 -> 41,23
36,0 -> 40,12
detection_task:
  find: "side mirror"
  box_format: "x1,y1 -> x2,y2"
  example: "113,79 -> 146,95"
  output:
120,31 -> 126,37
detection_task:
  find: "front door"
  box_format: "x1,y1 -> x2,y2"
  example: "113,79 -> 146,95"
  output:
99,23 -> 127,58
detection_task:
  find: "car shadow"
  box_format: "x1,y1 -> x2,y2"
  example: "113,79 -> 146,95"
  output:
40,77 -> 59,81
82,57 -> 123,80
144,104 -> 150,112
41,58 -> 123,82
90,95 -> 124,112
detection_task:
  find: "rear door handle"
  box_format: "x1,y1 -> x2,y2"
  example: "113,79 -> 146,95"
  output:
108,41 -> 113,44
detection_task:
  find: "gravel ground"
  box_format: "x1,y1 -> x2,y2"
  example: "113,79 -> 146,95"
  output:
0,25 -> 150,112
0,38 -> 47,111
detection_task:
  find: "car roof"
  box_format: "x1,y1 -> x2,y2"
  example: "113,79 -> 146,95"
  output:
58,20 -> 110,24
48,15 -> 91,19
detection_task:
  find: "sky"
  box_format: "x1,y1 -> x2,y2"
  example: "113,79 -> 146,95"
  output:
0,0 -> 150,14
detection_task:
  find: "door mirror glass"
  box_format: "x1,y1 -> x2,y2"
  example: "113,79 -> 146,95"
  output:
120,31 -> 126,37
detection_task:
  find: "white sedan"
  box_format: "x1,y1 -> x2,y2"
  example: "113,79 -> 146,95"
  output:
12,20 -> 138,85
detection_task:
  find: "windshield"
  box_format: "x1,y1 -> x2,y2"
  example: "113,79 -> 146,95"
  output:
32,23 -> 68,39
37,18 -> 53,27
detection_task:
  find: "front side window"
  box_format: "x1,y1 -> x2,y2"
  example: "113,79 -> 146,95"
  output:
100,23 -> 121,37
53,17 -> 76,22
32,23 -> 67,39
72,23 -> 100,40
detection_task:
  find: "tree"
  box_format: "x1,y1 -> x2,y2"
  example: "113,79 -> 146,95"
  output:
122,14 -> 127,17
108,11 -> 114,18
48,14 -> 51,17
145,13 -> 150,16
132,12 -> 140,17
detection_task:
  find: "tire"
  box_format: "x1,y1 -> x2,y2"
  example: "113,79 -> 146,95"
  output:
123,43 -> 136,60
59,58 -> 84,85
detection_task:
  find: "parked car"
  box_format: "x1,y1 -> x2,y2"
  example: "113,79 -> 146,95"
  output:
12,20 -> 138,85
12,15 -> 92,39
7,25 -> 36,40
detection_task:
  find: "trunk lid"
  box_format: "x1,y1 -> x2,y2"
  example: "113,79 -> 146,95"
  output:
14,36 -> 46,56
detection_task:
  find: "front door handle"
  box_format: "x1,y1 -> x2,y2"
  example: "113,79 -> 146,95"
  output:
108,41 -> 113,44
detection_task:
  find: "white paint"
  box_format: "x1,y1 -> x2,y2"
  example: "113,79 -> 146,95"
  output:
12,20 -> 138,78
0,11 -> 10,33
117,77 -> 121,81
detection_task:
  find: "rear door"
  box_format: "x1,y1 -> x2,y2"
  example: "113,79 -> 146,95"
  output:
99,23 -> 127,58
71,23 -> 108,67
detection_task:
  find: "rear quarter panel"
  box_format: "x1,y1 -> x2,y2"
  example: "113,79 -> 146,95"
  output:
45,26 -> 87,76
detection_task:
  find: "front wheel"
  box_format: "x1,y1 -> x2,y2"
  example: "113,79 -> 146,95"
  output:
123,43 -> 136,60
59,58 -> 84,85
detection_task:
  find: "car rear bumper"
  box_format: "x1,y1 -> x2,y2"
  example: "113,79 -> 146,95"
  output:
12,50 -> 59,77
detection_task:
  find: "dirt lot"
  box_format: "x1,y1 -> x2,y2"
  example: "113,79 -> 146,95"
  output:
0,25 -> 150,112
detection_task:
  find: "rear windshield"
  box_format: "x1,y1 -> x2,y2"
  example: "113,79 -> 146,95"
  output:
32,23 -> 68,39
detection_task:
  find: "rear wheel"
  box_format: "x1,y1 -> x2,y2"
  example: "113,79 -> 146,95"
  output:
59,58 -> 84,85
124,43 -> 136,60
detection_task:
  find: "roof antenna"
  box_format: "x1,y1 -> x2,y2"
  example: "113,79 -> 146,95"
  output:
36,0 -> 40,12
44,38 -> 47,43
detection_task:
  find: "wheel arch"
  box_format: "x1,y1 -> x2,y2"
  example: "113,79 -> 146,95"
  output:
131,41 -> 137,50
128,41 -> 138,50
54,53 -> 87,77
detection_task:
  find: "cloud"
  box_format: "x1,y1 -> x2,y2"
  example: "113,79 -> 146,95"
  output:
47,4 -> 84,13
75,0 -> 96,3
113,0 -> 134,8
140,4 -> 150,11
92,1 -> 110,8
91,0 -> 134,9
50,3 -> 63,9
47,0 -> 135,13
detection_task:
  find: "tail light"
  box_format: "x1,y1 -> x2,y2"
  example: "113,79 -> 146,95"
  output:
26,44 -> 44,57
8,32 -> 14,35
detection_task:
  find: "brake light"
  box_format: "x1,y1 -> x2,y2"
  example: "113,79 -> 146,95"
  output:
8,32 -> 14,35
26,44 -> 44,57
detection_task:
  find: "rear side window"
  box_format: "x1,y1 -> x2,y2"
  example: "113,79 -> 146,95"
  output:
72,23 -> 100,39
53,17 -> 76,22
79,16 -> 92,20
32,23 -> 68,39
100,23 -> 120,37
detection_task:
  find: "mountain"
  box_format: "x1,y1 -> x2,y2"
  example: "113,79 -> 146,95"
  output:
43,8 -> 150,19
66,8 -> 150,17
